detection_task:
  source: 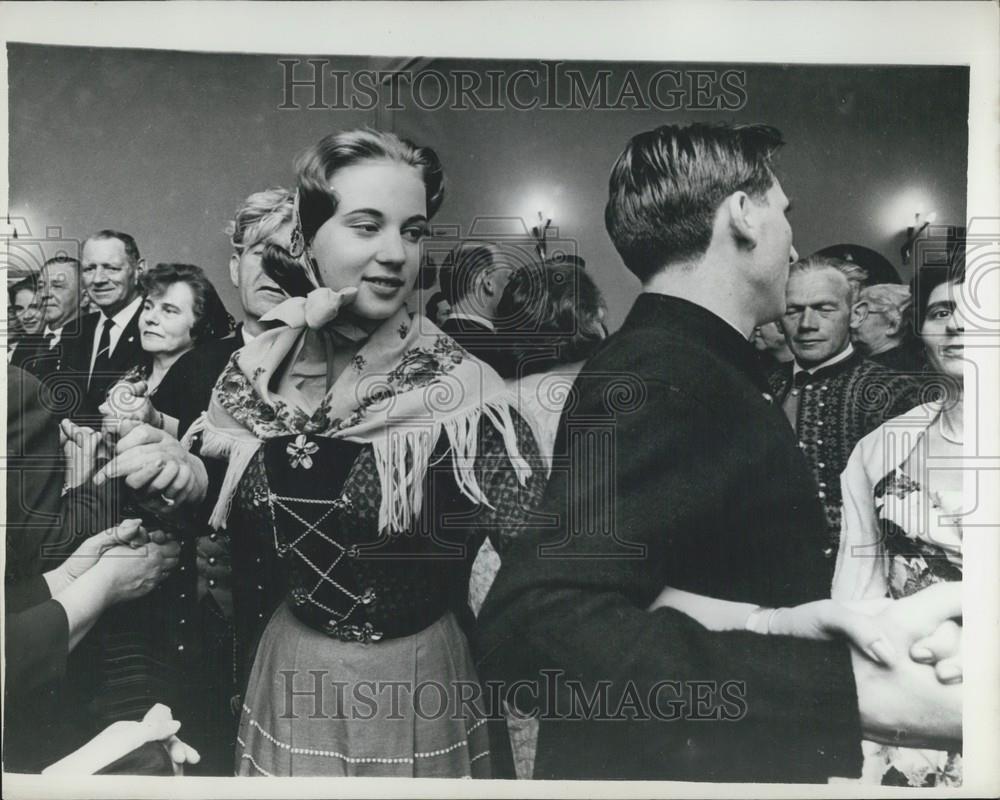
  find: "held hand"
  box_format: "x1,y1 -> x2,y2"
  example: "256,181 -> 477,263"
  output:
60,419 -> 103,489
852,583 -> 963,748
768,599 -> 898,666
133,704 -> 201,775
59,518 -> 147,582
93,539 -> 181,605
100,380 -> 160,436
93,423 -> 208,514
911,619 -> 963,685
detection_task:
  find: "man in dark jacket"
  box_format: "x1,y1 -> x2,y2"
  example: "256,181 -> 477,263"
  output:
476,123 -> 961,781
437,241 -> 516,376
769,255 -> 925,584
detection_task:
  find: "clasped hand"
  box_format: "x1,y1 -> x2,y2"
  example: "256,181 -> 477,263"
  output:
100,379 -> 159,434
93,422 -> 208,515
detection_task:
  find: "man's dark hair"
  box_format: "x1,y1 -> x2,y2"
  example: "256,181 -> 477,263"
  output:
84,230 -> 142,268
497,260 -> 607,376
605,123 -> 785,283
437,242 -> 499,305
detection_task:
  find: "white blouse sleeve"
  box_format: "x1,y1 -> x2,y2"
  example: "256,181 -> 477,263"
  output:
831,432 -> 890,601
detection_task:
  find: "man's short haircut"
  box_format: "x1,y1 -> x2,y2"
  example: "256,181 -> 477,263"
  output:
605,123 -> 785,283
859,284 -> 913,336
788,254 -> 869,304
437,242 -> 502,305
42,255 -> 81,273
226,187 -> 294,252
84,230 -> 142,268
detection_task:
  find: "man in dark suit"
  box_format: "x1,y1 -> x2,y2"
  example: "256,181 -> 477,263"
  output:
437,241 -> 516,376
476,124 -> 960,781
769,255 -> 925,582
65,230 -> 148,421
17,256 -> 85,385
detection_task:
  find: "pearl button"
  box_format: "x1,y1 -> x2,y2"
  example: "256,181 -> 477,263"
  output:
818,491 -> 826,499
177,644 -> 185,652
209,533 -> 218,541
818,481 -> 827,488
208,557 -> 216,565
817,420 -> 824,426
818,462 -> 826,468
816,439 -> 824,445
180,618 -> 186,625
208,579 -> 216,588
791,389 -> 799,396
822,547 -> 834,558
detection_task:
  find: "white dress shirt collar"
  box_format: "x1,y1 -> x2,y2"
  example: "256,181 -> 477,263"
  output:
448,311 -> 495,331
793,342 -> 855,378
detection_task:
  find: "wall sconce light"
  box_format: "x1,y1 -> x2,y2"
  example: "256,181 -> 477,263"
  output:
531,211 -> 552,259
900,211 -> 937,265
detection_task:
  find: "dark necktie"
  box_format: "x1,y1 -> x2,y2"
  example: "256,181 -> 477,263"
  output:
781,369 -> 813,429
90,317 -> 115,389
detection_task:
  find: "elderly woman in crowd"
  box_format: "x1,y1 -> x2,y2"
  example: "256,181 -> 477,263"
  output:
102,262 -> 233,439
852,283 -> 925,373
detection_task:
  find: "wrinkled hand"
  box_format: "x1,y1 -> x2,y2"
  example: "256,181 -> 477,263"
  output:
851,582 -> 962,748
848,581 -> 963,684
59,518 -> 147,582
93,538 -> 181,605
60,419 -> 104,489
911,619 -> 962,684
100,380 -> 159,437
93,423 -> 208,515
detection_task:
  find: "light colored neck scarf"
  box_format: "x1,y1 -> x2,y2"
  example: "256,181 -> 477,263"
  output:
188,292 -> 531,532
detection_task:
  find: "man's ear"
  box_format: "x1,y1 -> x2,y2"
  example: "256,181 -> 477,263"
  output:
228,253 -> 240,288
849,300 -> 868,331
726,192 -> 757,248
135,258 -> 146,276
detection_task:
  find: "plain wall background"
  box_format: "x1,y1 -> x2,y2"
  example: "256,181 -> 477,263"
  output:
8,44 -> 969,330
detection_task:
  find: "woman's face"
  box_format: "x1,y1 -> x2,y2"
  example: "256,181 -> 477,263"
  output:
139,281 -> 197,356
309,160 -> 428,322
921,279 -> 965,380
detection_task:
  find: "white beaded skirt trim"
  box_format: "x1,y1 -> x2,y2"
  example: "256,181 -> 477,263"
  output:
235,604 -> 492,777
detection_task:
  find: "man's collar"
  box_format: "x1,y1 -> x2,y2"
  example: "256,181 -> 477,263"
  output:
793,342 -> 855,378
623,292 -> 768,390
99,294 -> 143,328
240,324 -> 256,345
448,311 -> 495,331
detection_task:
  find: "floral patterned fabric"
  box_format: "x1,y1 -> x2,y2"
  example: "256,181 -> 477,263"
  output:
833,402 -> 963,787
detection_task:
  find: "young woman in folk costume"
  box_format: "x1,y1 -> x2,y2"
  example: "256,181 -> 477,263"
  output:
188,129 -> 544,777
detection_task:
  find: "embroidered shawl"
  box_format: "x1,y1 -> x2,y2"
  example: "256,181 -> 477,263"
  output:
187,301 -> 531,532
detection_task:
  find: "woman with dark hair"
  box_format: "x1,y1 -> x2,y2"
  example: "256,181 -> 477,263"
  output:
180,128 -> 542,777
833,260 -> 966,786
102,262 -> 233,439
